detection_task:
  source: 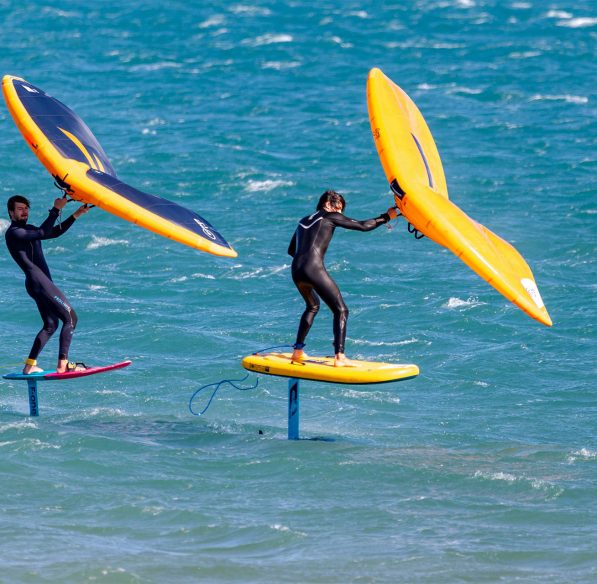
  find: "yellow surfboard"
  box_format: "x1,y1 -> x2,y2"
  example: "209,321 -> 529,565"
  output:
242,352 -> 419,384
2,75 -> 236,258
367,67 -> 551,326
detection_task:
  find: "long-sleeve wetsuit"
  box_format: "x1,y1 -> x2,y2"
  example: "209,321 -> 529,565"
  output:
5,207 -> 78,361
288,209 -> 390,354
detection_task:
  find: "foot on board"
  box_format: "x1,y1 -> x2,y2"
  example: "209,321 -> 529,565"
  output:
58,361 -> 89,373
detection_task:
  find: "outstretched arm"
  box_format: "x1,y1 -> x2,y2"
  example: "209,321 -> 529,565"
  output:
328,207 -> 397,232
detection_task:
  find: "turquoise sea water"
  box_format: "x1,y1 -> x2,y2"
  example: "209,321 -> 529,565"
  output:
1,1 -> 595,582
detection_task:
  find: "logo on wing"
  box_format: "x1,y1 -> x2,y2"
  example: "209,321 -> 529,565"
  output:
193,218 -> 217,240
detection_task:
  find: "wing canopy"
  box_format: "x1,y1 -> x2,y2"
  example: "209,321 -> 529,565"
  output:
3,75 -> 236,258
12,78 -> 115,175
367,68 -> 551,326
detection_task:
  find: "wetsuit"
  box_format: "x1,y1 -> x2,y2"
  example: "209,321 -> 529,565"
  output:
288,209 -> 390,354
5,207 -> 78,361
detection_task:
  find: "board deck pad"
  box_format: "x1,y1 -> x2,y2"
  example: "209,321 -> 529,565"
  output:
3,360 -> 131,381
242,352 -> 418,384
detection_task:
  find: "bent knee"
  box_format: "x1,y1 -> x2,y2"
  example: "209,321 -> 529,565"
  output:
44,322 -> 59,335
70,309 -> 78,330
336,305 -> 349,320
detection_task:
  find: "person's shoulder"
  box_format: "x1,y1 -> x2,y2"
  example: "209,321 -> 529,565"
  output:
300,210 -> 322,222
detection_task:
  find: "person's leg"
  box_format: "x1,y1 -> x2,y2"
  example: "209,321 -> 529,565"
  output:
292,279 -> 320,361
310,270 -> 351,366
35,280 -> 79,373
55,300 -> 78,372
23,295 -> 58,374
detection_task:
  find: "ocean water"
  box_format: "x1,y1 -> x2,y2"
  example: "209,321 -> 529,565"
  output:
0,1 -> 595,582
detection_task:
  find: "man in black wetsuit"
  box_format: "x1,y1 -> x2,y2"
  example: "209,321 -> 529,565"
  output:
5,195 -> 90,374
288,190 -> 397,367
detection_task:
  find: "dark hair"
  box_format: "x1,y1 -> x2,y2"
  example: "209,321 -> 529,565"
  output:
7,195 -> 30,213
316,190 -> 345,212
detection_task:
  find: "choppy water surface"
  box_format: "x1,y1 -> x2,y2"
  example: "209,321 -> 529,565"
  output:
0,1 -> 595,582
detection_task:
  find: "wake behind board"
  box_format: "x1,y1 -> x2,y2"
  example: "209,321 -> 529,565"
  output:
242,353 -> 419,385
3,360 -> 132,381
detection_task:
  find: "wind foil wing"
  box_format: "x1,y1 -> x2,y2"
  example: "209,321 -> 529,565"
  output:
367,67 -> 551,326
2,75 -> 236,258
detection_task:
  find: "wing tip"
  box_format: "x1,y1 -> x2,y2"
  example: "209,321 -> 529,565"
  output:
539,311 -> 553,327
368,67 -> 383,79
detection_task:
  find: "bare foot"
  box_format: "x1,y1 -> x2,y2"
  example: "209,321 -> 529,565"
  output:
23,365 -> 43,374
334,354 -> 357,367
291,350 -> 307,363
56,360 -> 87,373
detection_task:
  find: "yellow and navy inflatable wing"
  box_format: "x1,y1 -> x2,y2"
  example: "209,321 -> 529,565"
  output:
367,68 -> 551,326
2,75 -> 237,258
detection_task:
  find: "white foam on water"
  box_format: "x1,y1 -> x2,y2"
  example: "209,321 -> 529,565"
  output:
22,438 -> 61,451
567,448 -> 596,463
244,179 -> 294,192
342,389 -> 401,404
142,506 -> 165,516
270,523 -> 307,536
44,245 -> 66,254
444,296 -> 483,309
509,51 -> 542,59
41,7 -> 79,18
350,337 -> 418,347
0,218 -> 10,235
475,470 -> 516,482
261,61 -> 301,70
447,86 -> 483,94
191,272 -> 216,280
473,470 -> 563,495
130,62 -> 183,72
229,5 -> 272,16
557,17 -> 597,28
198,15 -> 226,28
244,34 -> 293,47
530,94 -> 589,104
0,420 -> 38,433
86,235 -> 129,250
329,36 -> 353,48
431,42 -> 466,49
546,10 -> 573,19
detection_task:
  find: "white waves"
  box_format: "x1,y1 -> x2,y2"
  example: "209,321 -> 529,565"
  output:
557,17 -> 597,28
350,337 -> 419,347
244,179 -> 294,193
529,94 -> 589,105
86,235 -> 129,250
444,297 -> 484,310
567,448 -> 596,463
243,34 -> 293,47
261,61 -> 301,70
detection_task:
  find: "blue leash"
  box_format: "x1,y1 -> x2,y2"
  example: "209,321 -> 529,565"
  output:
252,343 -> 293,355
189,373 -> 259,416
188,345 -> 293,416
